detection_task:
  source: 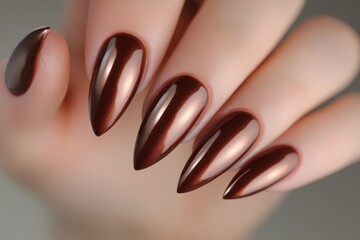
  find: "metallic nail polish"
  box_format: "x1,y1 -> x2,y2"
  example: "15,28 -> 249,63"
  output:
223,145 -> 298,199
89,33 -> 146,136
5,27 -> 50,95
134,76 -> 208,170
177,112 -> 259,193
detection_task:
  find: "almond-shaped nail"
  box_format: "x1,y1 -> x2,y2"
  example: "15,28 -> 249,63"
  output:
177,112 -> 259,193
5,27 -> 50,95
223,145 -> 298,199
89,33 -> 146,136
134,76 -> 208,170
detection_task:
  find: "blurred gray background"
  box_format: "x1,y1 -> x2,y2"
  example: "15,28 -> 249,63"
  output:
0,0 -> 359,239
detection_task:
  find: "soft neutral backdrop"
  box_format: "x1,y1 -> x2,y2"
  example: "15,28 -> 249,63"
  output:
0,1 -> 359,239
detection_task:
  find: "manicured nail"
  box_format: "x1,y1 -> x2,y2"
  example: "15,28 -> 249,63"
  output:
223,145 -> 298,199
177,112 -> 259,193
89,33 -> 146,136
134,76 -> 208,170
5,27 -> 50,95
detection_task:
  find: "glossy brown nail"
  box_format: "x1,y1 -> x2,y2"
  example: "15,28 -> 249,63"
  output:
89,33 -> 146,136
223,145 -> 298,199
134,76 -> 208,170
177,112 -> 259,193
5,27 -> 50,95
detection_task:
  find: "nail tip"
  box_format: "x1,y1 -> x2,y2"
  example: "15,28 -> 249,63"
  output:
93,129 -> 104,137
176,187 -> 187,194
89,107 -> 118,136
222,194 -> 231,200
176,175 -> 205,193
222,191 -> 247,200
133,154 -> 153,171
90,119 -> 107,137
176,185 -> 197,194
177,169 -> 212,193
133,166 -> 141,171
222,189 -> 241,199
222,182 -> 246,199
222,194 -> 235,200
133,162 -> 151,171
133,141 -> 164,170
133,162 -> 145,171
133,149 -> 145,171
133,153 -> 164,170
176,182 -> 189,193
133,144 -> 162,170
222,187 -> 232,199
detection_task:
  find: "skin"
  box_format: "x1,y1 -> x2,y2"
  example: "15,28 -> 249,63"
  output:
0,0 -> 359,239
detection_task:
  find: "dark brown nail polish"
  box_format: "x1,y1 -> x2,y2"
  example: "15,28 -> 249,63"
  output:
223,145 -> 298,199
5,27 -> 50,95
89,33 -> 146,136
177,112 -> 259,193
134,76 -> 208,170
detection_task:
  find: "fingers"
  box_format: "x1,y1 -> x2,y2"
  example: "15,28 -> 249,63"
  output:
62,0 -> 89,56
0,28 -> 70,129
135,0 -> 304,169
85,0 -> 185,136
224,93 -> 360,198
178,16 -> 360,192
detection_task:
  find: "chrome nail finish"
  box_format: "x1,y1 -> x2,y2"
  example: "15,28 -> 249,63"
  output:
89,33 -> 146,136
134,76 -> 208,170
5,27 -> 50,95
177,112 -> 259,193
223,145 -> 298,199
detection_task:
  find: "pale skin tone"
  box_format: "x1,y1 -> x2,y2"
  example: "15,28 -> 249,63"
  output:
0,0 -> 359,239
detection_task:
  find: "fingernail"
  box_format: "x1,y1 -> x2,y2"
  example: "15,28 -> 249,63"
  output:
5,27 -> 50,95
89,33 -> 146,136
177,112 -> 259,193
134,76 -> 208,170
223,145 -> 298,199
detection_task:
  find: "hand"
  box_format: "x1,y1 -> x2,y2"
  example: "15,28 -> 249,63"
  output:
1,0 -> 359,239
